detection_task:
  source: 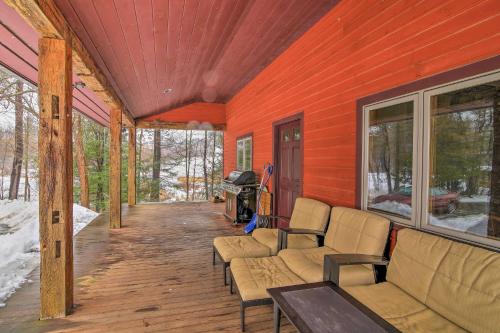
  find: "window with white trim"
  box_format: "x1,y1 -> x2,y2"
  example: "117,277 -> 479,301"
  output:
236,135 -> 252,171
362,71 -> 500,248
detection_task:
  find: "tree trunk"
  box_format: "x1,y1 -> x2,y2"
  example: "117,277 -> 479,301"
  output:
151,129 -> 161,201
210,132 -> 216,196
488,96 -> 500,238
192,141 -> 198,201
23,112 -> 30,201
382,126 -> 393,193
203,130 -> 209,200
137,129 -> 143,201
0,130 -> 7,199
9,80 -> 23,200
75,114 -> 89,207
95,126 -> 105,212
185,131 -> 192,200
394,123 -> 401,191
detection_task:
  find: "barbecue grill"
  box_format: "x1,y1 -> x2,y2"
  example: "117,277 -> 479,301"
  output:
222,171 -> 258,223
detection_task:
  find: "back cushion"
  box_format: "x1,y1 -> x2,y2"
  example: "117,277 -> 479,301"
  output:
324,207 -> 390,255
289,198 -> 330,231
387,229 -> 500,332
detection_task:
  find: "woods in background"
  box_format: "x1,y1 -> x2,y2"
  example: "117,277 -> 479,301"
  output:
0,66 -> 224,212
135,128 -> 223,203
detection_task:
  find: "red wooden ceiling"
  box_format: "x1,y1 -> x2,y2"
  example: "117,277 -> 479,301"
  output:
0,0 -> 110,125
54,0 -> 339,119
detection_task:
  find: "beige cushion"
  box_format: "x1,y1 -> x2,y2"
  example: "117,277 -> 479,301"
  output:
324,207 -> 390,256
387,229 -> 500,333
289,197 -> 331,231
345,282 -> 465,332
213,236 -> 270,263
230,257 -> 304,301
278,247 -> 375,285
252,228 -> 318,255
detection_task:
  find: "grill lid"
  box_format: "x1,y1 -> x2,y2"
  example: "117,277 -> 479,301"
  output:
225,170 -> 256,185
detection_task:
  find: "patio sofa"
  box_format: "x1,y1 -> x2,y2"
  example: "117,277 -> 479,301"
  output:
343,228 -> 500,333
230,206 -> 390,330
212,197 -> 330,284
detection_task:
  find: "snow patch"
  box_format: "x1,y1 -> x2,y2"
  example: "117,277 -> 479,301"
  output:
371,200 -> 487,233
0,200 -> 98,307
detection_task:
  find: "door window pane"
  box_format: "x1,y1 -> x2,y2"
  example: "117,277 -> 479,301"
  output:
367,101 -> 414,218
293,127 -> 301,141
428,80 -> 500,241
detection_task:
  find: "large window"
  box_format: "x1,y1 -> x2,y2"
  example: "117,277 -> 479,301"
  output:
362,71 -> 500,248
236,135 -> 252,171
364,96 -> 417,222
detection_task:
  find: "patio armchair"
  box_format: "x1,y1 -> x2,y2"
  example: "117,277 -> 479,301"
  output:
343,228 -> 500,332
212,197 -> 330,285
229,206 -> 391,331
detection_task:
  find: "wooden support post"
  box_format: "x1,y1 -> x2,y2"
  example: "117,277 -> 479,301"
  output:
110,108 -> 122,228
38,37 -> 73,319
128,127 -> 136,206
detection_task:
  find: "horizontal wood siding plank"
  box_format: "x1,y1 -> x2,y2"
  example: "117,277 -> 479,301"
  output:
224,0 -> 500,208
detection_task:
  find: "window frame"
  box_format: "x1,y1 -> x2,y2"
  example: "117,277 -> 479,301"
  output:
361,93 -> 421,227
236,134 -> 253,171
361,69 -> 500,249
421,70 -> 500,249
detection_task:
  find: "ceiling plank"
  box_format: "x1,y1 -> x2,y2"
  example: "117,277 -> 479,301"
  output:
3,0 -> 135,127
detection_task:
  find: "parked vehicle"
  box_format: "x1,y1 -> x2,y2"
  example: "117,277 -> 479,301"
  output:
373,186 -> 459,213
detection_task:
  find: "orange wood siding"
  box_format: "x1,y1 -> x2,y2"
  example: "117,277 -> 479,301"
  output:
140,102 -> 226,127
224,0 -> 500,208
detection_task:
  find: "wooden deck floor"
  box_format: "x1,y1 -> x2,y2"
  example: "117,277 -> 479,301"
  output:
0,202 -> 296,333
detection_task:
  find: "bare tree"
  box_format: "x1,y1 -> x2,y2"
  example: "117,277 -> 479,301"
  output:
9,80 -> 23,200
202,130 -> 209,200
23,112 -> 31,201
184,130 -> 193,200
0,129 -> 8,199
137,129 -> 143,196
210,132 -> 216,196
151,129 -> 161,200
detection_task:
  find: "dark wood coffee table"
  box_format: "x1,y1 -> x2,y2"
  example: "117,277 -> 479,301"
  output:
267,282 -> 400,333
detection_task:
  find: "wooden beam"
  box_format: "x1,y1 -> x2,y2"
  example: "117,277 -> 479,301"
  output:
3,0 -> 135,127
128,127 -> 136,206
136,119 -> 226,131
38,37 -> 73,319
109,108 -> 122,228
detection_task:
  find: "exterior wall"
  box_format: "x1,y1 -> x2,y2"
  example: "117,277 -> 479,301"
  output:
140,102 -> 226,128
224,0 -> 500,208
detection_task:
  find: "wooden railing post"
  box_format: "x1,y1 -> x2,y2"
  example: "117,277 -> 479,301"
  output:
110,108 -> 122,228
128,127 -> 137,206
38,37 -> 73,319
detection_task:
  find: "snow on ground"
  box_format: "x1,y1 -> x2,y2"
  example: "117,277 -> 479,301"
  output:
0,200 -> 98,307
370,200 -> 487,234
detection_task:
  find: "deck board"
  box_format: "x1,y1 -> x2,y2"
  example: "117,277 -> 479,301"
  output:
0,202 -> 296,332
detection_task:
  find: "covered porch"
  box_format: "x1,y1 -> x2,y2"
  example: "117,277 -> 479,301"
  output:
0,0 -> 499,332
0,202 -> 295,332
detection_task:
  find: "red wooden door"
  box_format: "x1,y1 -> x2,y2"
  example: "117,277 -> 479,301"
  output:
275,120 -> 302,226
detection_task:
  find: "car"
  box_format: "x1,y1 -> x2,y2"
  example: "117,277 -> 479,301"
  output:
372,186 -> 459,214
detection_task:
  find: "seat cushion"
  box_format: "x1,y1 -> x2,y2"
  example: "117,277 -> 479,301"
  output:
289,197 -> 331,231
278,247 -> 375,285
213,236 -> 270,263
230,256 -> 305,301
324,207 -> 390,256
252,228 -> 318,255
345,282 -> 465,333
388,229 -> 500,333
